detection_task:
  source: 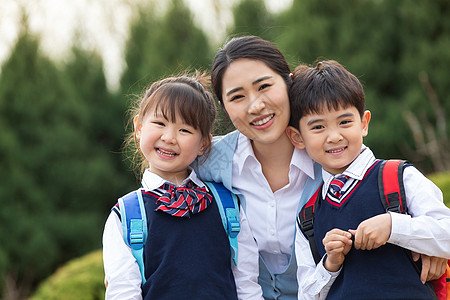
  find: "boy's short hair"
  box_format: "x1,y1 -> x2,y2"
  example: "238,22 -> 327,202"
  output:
288,60 -> 365,130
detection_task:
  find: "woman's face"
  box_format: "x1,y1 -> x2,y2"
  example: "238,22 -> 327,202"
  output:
221,58 -> 290,145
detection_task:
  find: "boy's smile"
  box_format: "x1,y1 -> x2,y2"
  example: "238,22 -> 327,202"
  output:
287,106 -> 371,175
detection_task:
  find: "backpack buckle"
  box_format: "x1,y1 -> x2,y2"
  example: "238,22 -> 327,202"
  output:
386,205 -> 402,213
226,208 -> 240,238
129,219 -> 145,249
301,218 -> 314,232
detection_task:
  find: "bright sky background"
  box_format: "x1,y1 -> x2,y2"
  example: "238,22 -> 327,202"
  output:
0,0 -> 292,89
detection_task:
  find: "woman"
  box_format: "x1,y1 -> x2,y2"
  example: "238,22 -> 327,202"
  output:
195,35 -> 446,299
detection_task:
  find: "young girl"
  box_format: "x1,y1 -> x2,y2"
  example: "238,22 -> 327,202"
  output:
102,73 -> 238,300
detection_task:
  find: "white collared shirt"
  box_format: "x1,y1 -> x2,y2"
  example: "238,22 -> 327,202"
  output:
102,169 -> 206,300
230,134 -> 315,299
295,145 -> 450,300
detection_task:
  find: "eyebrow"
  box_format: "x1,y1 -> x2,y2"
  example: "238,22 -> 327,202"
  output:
225,75 -> 273,97
306,111 -> 356,126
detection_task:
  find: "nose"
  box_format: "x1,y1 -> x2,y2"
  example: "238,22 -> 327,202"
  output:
248,95 -> 266,114
161,128 -> 176,144
327,128 -> 343,143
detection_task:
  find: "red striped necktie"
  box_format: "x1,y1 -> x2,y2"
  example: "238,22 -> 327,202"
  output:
155,182 -> 212,218
328,175 -> 350,198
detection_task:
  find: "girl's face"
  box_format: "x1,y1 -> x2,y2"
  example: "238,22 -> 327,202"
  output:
134,108 -> 207,184
221,58 -> 290,146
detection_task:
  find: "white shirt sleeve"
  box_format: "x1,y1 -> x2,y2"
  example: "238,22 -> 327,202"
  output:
388,166 -> 450,259
232,206 -> 264,300
295,228 -> 340,300
103,212 -> 143,300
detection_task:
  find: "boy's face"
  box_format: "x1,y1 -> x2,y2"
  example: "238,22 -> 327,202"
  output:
286,105 -> 371,175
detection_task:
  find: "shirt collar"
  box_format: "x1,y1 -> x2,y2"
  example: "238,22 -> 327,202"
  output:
235,133 -> 258,175
141,168 -> 205,191
322,145 -> 376,194
291,147 -> 316,179
235,133 -> 315,179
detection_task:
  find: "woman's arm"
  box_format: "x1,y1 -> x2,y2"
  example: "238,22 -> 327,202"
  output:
232,206 -> 264,300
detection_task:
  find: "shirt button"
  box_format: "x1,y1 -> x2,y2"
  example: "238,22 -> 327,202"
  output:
270,229 -> 275,236
270,202 -> 275,207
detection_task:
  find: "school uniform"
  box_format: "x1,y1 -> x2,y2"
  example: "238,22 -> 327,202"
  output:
295,146 -> 450,300
103,170 -> 237,300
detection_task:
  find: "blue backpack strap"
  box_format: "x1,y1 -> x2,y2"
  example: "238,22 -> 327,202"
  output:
118,189 -> 147,284
204,181 -> 240,265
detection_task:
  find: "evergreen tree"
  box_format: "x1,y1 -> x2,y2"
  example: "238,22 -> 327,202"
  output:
0,24 -> 131,296
276,0 -> 450,171
228,0 -> 275,41
120,0 -> 211,96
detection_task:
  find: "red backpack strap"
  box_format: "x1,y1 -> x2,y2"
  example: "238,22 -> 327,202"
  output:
378,160 -> 408,214
297,187 -> 322,264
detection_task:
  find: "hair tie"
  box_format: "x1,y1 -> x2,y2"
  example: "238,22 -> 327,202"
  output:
317,62 -> 324,71
289,73 -> 293,79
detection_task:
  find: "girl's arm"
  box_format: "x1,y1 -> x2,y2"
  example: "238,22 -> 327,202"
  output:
295,228 -> 340,300
103,212 -> 143,300
232,206 -> 264,300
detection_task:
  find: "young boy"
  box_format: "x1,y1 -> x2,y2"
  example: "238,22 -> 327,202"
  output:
286,60 -> 450,299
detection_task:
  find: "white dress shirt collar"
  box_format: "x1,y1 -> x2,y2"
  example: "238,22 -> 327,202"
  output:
322,145 -> 376,198
141,168 -> 205,191
235,133 -> 316,179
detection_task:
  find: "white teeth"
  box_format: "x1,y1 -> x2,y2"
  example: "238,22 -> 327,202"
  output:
157,149 -> 176,157
251,114 -> 274,126
327,148 -> 345,153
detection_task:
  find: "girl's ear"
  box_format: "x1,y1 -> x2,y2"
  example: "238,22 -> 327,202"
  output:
198,134 -> 212,156
361,110 -> 371,137
286,126 -> 306,149
134,115 -> 142,139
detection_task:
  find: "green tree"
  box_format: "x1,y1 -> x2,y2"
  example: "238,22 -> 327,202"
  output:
228,0 -> 276,41
0,24 -> 131,297
276,0 -> 450,172
120,0 -> 212,96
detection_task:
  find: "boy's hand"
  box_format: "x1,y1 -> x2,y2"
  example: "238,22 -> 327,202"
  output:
323,229 -> 353,272
349,213 -> 391,250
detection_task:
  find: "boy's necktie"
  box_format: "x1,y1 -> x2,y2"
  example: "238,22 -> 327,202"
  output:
155,182 -> 212,218
328,175 -> 350,198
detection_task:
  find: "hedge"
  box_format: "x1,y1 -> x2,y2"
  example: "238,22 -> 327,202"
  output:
30,250 -> 105,300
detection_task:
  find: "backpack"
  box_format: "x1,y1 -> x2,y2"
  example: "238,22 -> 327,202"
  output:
118,181 -> 240,284
297,159 -> 449,300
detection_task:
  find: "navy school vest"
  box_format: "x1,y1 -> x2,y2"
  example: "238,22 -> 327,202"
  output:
140,190 -> 237,300
314,161 -> 433,300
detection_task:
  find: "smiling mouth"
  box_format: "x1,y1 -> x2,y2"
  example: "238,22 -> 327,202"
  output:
326,147 -> 347,154
156,148 -> 177,157
250,114 -> 274,126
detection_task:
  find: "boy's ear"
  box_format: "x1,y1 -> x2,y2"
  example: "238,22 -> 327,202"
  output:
361,110 -> 371,137
286,126 -> 306,149
134,115 -> 142,139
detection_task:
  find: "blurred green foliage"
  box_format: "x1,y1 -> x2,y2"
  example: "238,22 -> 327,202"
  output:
1,0 -> 449,298
429,172 -> 450,207
30,250 -> 104,300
